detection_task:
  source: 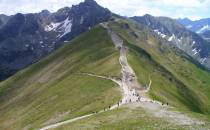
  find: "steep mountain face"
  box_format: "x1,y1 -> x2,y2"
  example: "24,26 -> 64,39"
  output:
0,0 -> 111,80
47,0 -> 111,41
132,15 -> 210,69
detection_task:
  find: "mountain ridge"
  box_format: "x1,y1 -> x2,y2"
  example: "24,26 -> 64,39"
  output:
1,1 -> 210,80
0,0 -> 112,80
178,17 -> 210,41
0,1 -> 210,129
1,18 -> 210,129
132,15 -> 210,70
178,17 -> 210,33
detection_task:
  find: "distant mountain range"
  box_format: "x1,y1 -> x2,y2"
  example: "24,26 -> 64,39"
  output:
178,18 -> 210,41
132,15 -> 210,69
177,18 -> 210,34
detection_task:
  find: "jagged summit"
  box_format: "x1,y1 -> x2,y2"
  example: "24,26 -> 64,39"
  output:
84,0 -> 97,4
85,0 -> 95,2
40,9 -> 50,14
0,0 -> 111,80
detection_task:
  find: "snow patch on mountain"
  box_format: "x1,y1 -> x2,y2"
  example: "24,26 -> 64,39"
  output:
45,22 -> 61,32
168,34 -> 175,42
80,16 -> 84,24
25,44 -> 29,48
196,25 -> 210,34
192,48 -> 199,55
192,41 -> 196,46
153,27 -> 207,66
59,17 -> 73,38
154,30 -> 167,38
200,58 -> 207,64
44,17 -> 73,38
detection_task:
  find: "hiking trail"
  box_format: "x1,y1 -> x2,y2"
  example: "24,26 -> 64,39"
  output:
38,24 -> 204,130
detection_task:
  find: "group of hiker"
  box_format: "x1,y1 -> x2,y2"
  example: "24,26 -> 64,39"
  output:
93,89 -> 169,115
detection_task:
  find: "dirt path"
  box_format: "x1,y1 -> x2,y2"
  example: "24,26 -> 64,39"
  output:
38,25 -> 204,130
109,28 -> 204,126
38,72 -> 127,130
39,114 -> 94,130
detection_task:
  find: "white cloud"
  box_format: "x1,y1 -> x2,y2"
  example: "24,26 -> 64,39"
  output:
0,0 -> 83,14
132,7 -> 164,17
0,0 -> 209,20
161,0 -> 202,8
100,0 -> 210,20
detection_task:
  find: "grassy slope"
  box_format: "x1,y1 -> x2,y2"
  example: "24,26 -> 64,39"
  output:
52,105 -> 210,130
1,19 -> 210,130
50,20 -> 210,130
0,26 -> 121,130
52,107 -> 184,130
108,19 -> 210,114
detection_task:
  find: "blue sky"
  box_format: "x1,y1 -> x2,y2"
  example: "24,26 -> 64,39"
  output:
0,0 -> 209,20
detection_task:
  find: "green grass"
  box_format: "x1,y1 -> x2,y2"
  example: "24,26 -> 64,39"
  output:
1,18 -> 210,130
108,19 -> 210,114
0,26 -> 121,130
127,47 -> 197,111
52,105 -> 210,130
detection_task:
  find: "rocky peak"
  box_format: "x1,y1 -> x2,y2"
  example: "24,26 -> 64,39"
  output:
0,0 -> 112,80
51,7 -> 70,22
177,18 -> 192,25
0,13 -> 25,41
0,14 -> 10,28
39,10 -> 51,17
83,0 -> 97,5
56,7 -> 70,15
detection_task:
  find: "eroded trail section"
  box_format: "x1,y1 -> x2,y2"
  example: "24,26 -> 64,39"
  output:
38,25 -> 204,130
108,26 -> 204,126
79,73 -> 121,87
39,114 -> 93,130
111,31 -> 142,104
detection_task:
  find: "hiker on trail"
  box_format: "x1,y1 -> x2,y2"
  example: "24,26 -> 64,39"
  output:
118,102 -> 120,107
109,106 -> 111,109
167,102 -> 169,106
129,99 -> 132,103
